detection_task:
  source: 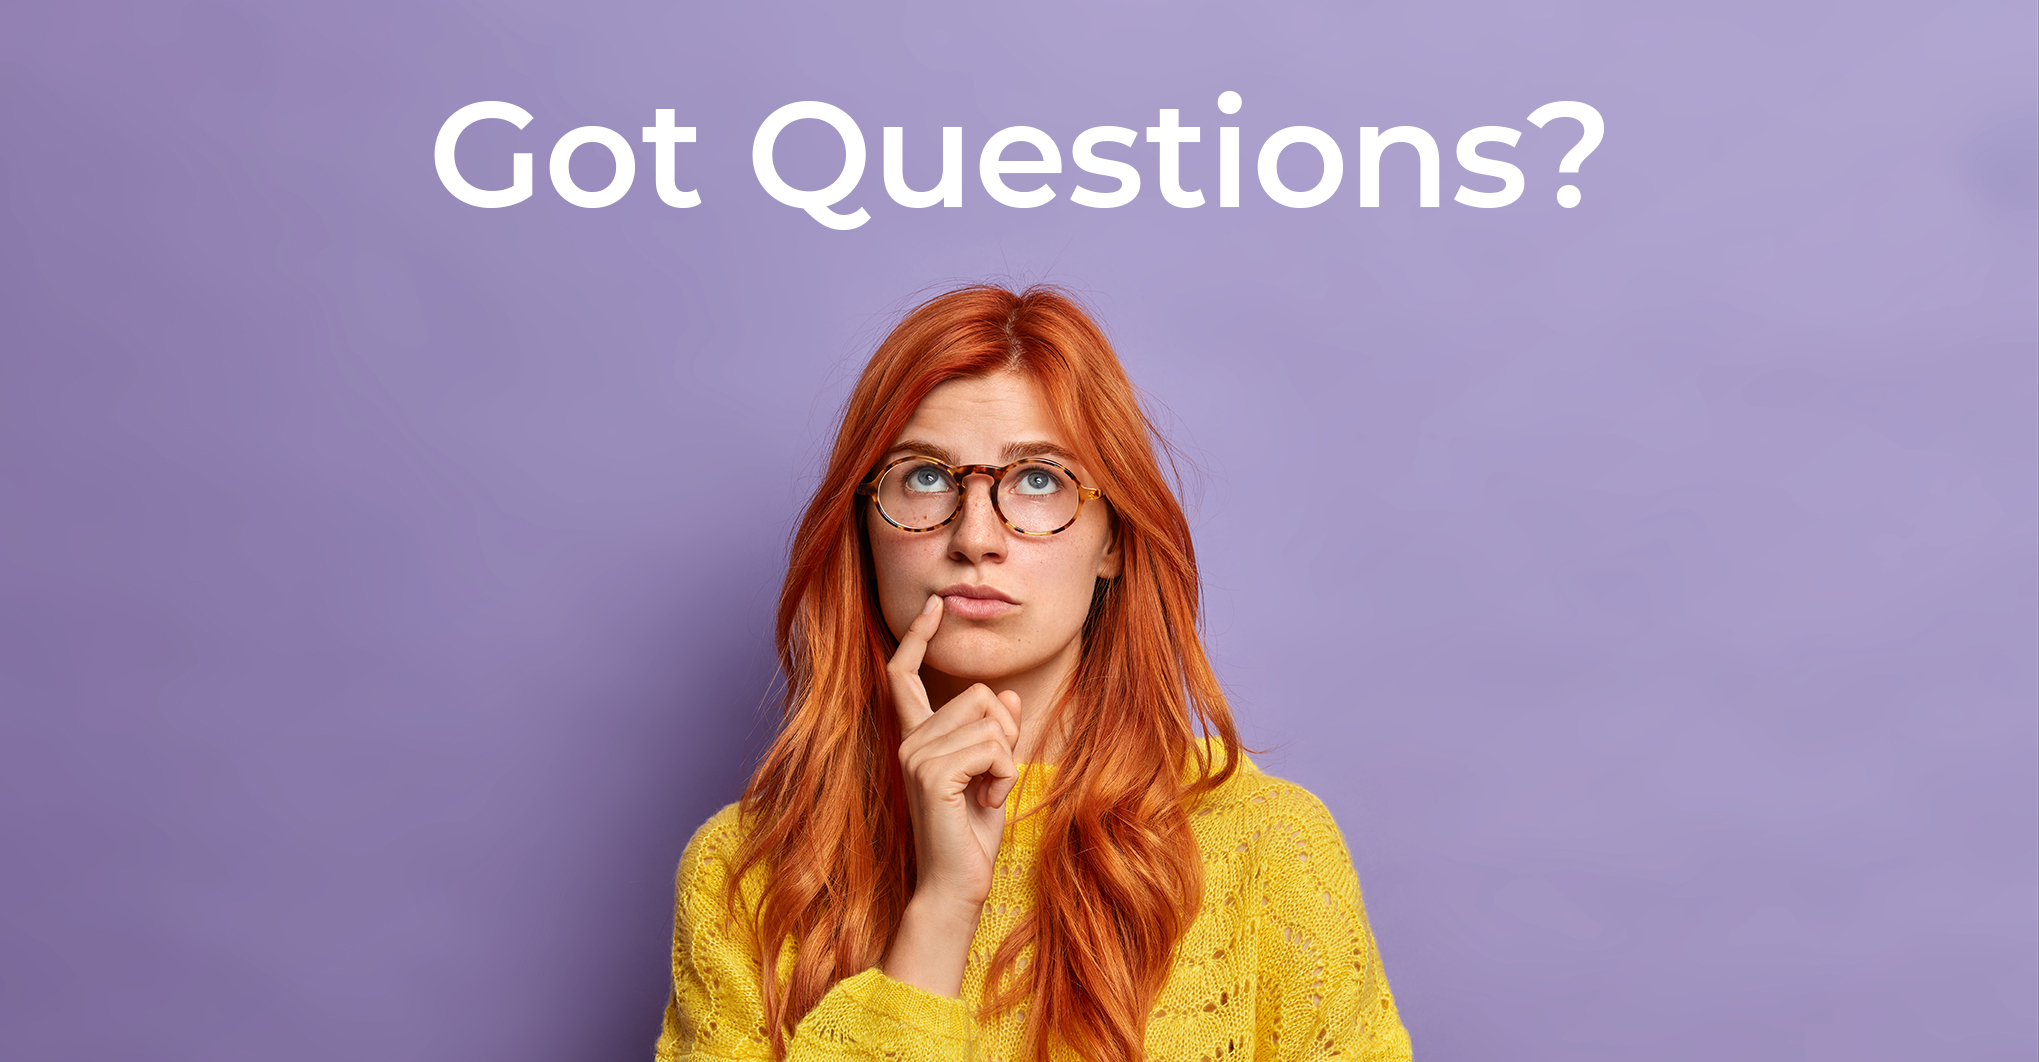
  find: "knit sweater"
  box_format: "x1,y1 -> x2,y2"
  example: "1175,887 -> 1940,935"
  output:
655,754 -> 1413,1061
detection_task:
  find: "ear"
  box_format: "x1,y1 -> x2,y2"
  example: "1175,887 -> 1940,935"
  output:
1095,515 -> 1123,580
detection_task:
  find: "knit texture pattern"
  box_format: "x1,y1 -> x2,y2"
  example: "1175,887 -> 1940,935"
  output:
655,755 -> 1413,1061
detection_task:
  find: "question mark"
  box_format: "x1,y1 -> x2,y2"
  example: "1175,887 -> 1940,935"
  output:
1527,102 -> 1604,208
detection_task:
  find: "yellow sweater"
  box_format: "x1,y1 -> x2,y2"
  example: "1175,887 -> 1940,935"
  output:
655,755 -> 1413,1061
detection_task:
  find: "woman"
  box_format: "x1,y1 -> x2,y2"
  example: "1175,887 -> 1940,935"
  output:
655,286 -> 1412,1062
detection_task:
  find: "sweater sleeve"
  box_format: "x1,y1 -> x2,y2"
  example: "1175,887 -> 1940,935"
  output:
654,805 -> 980,1062
1252,786 -> 1414,1062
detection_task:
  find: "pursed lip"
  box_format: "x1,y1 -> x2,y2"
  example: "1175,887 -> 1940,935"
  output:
936,583 -> 1016,604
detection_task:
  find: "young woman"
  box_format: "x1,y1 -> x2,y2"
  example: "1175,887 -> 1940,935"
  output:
655,286 -> 1412,1062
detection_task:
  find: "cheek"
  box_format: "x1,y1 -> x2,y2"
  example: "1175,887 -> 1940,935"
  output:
867,521 -> 934,631
1030,537 -> 1111,617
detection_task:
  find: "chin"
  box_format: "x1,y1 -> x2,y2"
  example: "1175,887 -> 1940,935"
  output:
924,638 -> 1028,685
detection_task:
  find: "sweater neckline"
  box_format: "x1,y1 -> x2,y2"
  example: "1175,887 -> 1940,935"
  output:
1001,740 -> 1247,849
1002,763 -> 1058,848
1008,763 -> 1057,807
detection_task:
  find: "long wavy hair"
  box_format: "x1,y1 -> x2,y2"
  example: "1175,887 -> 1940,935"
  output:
732,285 -> 1241,1062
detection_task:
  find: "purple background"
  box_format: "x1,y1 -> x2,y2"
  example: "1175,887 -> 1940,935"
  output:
4,2 -> 2034,1059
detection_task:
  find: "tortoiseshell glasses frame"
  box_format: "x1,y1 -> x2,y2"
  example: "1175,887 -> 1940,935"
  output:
855,455 -> 1105,536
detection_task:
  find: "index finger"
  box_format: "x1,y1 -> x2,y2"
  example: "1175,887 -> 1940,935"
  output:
886,594 -> 943,727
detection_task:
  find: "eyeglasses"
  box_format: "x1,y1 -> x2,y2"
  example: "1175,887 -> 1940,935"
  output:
856,455 -> 1104,536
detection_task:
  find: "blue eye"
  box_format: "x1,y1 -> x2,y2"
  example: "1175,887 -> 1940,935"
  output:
1010,466 -> 1063,496
902,464 -> 953,493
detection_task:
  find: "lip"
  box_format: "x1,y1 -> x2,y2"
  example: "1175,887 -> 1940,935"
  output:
937,583 -> 1016,603
937,583 -> 1017,620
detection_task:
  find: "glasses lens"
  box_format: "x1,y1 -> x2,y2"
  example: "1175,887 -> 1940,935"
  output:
999,461 -> 1082,534
877,459 -> 959,529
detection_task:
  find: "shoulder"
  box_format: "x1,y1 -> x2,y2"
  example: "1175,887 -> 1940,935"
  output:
1196,750 -> 1346,833
674,802 -> 752,910
1191,752 -> 1359,879
1200,760 -> 1414,1060
680,801 -> 747,866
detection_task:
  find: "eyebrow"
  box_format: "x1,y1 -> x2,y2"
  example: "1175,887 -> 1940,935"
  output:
887,439 -> 1080,465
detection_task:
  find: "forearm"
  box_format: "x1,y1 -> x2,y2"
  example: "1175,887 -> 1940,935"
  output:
881,890 -> 984,998
665,806 -> 989,1062
661,969 -> 981,1062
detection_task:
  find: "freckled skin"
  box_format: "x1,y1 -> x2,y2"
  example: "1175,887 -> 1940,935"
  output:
867,372 -> 1120,759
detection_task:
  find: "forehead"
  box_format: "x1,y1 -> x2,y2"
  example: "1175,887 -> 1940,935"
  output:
892,373 -> 1066,454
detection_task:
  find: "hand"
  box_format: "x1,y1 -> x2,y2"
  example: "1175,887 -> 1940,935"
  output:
889,594 -> 1024,910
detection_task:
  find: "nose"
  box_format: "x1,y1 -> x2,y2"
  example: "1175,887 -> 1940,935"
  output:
947,474 -> 1006,563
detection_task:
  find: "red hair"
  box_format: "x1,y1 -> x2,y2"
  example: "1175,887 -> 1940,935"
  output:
732,285 -> 1241,1062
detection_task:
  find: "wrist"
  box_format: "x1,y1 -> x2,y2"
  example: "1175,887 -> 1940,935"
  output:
883,892 -> 985,999
903,888 -> 986,932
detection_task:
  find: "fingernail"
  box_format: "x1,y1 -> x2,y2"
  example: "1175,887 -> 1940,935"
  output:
922,594 -> 941,615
